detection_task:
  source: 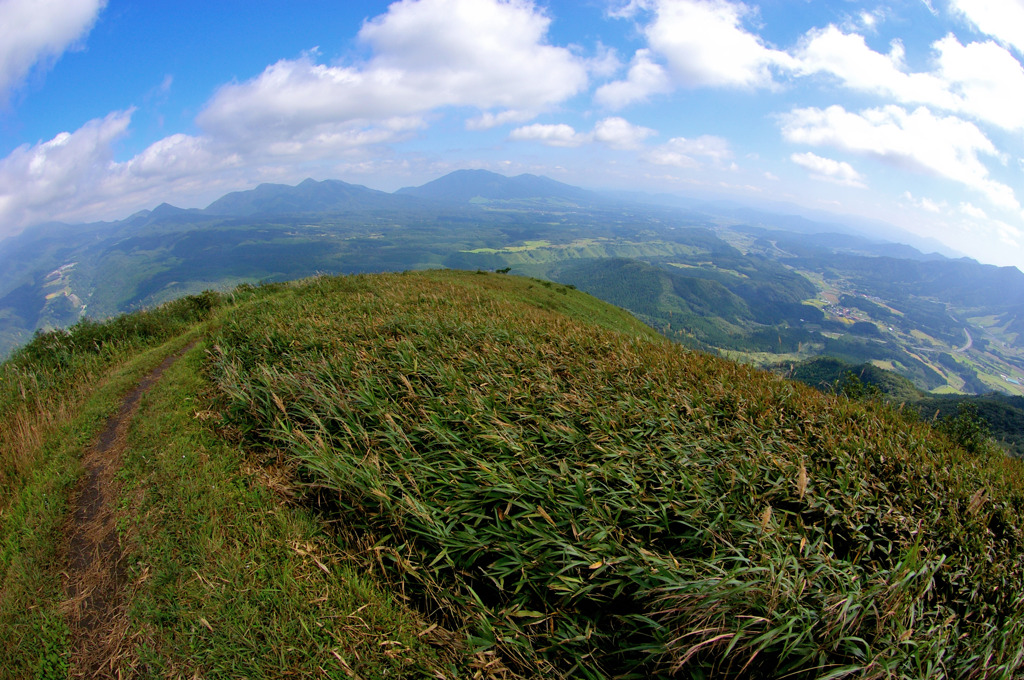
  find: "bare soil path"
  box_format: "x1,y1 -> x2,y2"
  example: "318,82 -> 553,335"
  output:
61,343 -> 195,678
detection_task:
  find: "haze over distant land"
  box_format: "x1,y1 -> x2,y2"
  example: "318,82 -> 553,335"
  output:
5,169 -> 1024,399
1,0 -> 1024,270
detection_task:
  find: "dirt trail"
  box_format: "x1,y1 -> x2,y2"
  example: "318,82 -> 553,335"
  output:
61,344 -> 194,678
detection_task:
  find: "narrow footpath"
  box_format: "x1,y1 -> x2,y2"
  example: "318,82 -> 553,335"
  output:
60,344 -> 195,678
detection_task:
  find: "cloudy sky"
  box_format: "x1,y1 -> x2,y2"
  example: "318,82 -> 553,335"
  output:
1,0 -> 1023,269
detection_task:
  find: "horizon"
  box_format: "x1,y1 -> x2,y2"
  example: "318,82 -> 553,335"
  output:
2,0 -> 1023,270
110,170 -> 976,264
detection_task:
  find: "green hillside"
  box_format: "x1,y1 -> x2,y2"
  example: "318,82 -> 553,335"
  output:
786,356 -> 1024,458
3,270 -> 1024,678
5,173 -> 1024,400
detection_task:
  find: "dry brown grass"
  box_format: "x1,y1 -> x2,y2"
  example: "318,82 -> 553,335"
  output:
0,377 -> 93,518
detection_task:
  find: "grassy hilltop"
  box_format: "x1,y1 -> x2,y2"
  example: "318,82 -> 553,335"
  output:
2,270 -> 1024,678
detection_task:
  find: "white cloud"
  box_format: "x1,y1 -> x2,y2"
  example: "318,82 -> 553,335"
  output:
858,10 -> 879,31
959,202 -> 988,219
510,117 -> 655,149
901,191 -> 945,212
509,123 -> 587,147
951,0 -> 1024,54
603,8 -> 1024,132
0,0 -> 105,101
594,49 -> 671,108
645,135 -> 732,167
598,0 -> 795,106
0,112 -> 255,235
645,0 -> 795,88
931,34 -> 1024,131
607,0 -> 645,19
961,215 -> 1024,250
991,219 -> 1024,248
793,26 -> 1024,131
592,117 -> 657,149
121,133 -> 222,180
199,0 -> 588,150
794,27 -> 949,106
466,110 -> 536,131
790,151 -> 866,188
0,111 -> 131,229
587,42 -> 622,79
780,104 -> 1020,211
360,0 -> 586,108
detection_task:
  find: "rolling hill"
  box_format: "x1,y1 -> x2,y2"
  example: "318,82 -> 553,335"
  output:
3,170 -> 1024,402
2,270 -> 1023,678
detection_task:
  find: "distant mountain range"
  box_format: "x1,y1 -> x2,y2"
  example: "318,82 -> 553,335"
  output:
1,169 -> 1022,399
396,168 -> 598,204
204,178 -> 426,216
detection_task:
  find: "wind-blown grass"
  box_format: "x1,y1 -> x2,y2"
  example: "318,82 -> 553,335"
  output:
210,270 -> 1024,678
119,340 -> 460,678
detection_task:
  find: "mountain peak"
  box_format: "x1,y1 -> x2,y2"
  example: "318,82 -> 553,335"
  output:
203,178 -> 397,216
395,169 -> 595,204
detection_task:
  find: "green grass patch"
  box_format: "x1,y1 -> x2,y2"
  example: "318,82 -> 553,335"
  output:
465,240 -> 554,254
666,261 -> 749,279
209,270 -> 1024,678
0,329 -> 205,679
119,338 -> 464,678
0,289 -> 225,678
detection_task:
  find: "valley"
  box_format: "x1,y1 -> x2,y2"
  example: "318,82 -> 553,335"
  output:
3,170 -> 1024,402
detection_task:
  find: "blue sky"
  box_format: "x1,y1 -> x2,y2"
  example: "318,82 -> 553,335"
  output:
2,0 -> 1024,269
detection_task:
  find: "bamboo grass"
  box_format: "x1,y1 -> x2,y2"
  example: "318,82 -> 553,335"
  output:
210,271 -> 1024,679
